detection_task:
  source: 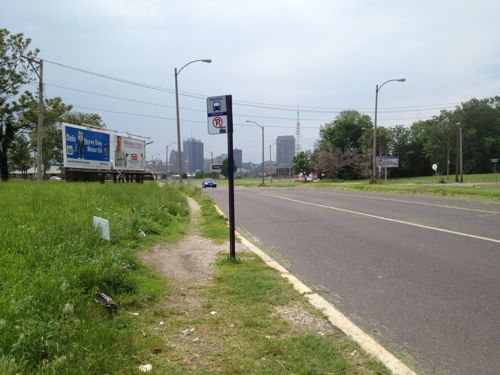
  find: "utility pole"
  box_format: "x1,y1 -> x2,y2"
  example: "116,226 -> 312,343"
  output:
37,59 -> 44,181
459,126 -> 463,183
455,122 -> 460,182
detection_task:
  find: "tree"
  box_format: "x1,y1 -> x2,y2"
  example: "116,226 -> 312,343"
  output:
221,158 -> 237,177
22,95 -> 73,174
8,134 -> 33,176
61,112 -> 105,128
317,110 -> 373,152
0,29 -> 39,180
292,151 -> 313,180
313,148 -> 370,180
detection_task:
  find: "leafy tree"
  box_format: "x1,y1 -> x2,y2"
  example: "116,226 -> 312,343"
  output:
0,29 -> 39,180
221,158 -> 237,177
292,151 -> 313,180
313,148 -> 370,180
21,95 -> 73,174
317,110 -> 373,152
61,111 -> 105,128
8,134 -> 33,176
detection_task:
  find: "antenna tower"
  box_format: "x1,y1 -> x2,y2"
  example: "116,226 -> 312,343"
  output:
295,105 -> 301,154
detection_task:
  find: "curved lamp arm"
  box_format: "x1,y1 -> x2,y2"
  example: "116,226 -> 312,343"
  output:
377,78 -> 406,92
176,59 -> 212,76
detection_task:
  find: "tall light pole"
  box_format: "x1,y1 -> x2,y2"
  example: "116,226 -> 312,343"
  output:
269,142 -> 276,183
174,58 -> 212,183
165,141 -> 176,181
245,120 -> 265,185
204,149 -> 214,175
372,78 -> 406,182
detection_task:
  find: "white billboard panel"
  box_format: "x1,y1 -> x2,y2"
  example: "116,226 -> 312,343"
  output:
113,135 -> 145,171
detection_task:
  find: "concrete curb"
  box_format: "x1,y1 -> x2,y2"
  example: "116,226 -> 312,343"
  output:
214,204 -> 417,375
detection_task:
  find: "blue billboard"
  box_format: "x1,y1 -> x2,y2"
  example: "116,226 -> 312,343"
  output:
63,124 -> 112,169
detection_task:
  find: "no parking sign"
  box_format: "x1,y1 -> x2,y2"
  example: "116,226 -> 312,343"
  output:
207,96 -> 230,134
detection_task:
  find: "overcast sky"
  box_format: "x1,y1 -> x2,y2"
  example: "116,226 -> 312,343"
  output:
3,0 -> 499,163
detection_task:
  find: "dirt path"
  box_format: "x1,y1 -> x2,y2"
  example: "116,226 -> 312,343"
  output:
143,196 -> 334,326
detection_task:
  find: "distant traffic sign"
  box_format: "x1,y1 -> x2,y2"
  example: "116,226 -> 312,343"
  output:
376,156 -> 400,168
207,96 -> 229,134
490,158 -> 499,163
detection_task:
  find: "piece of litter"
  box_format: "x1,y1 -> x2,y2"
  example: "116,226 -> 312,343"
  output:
265,335 -> 271,339
159,321 -> 164,325
94,290 -> 117,311
318,331 -> 325,336
350,350 -> 357,356
210,311 -> 217,315
192,336 -> 200,342
139,230 -> 146,237
377,275 -> 382,279
190,328 -> 195,332
130,312 -> 139,316
138,363 -> 152,372
230,324 -> 234,327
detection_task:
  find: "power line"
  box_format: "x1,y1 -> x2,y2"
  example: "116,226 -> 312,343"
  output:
44,58 -> 460,113
71,104 -> 433,127
45,81 -> 446,123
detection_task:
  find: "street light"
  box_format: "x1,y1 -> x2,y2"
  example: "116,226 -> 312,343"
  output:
372,78 -> 406,182
204,149 -> 214,175
165,141 -> 176,181
245,120 -> 265,185
174,58 -> 212,183
269,142 -> 276,183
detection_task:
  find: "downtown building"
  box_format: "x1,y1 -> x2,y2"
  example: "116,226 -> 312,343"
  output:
276,135 -> 295,176
183,138 -> 204,174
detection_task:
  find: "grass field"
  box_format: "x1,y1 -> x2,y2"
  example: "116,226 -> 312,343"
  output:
0,181 -> 189,374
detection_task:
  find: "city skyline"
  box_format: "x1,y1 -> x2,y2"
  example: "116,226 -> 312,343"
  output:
3,1 -> 499,163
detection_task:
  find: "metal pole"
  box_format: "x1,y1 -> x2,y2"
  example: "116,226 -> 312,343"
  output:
37,59 -> 44,181
372,84 -> 378,183
459,126 -> 463,183
261,127 -> 265,185
455,125 -> 460,182
226,96 -> 236,259
446,130 -> 450,183
269,144 -> 272,183
174,67 -> 183,183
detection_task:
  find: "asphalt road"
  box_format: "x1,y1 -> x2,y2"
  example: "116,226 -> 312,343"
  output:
205,186 -> 500,375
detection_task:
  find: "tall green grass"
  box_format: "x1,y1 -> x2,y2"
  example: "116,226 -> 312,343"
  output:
0,181 -> 189,374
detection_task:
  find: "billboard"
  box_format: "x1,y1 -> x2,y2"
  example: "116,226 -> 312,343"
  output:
63,123 -> 112,170
113,135 -> 145,171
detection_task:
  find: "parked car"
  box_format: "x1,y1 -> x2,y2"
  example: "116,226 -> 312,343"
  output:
202,178 -> 217,188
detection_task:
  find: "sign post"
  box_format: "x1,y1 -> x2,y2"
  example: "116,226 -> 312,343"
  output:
491,158 -> 499,184
207,95 -> 236,259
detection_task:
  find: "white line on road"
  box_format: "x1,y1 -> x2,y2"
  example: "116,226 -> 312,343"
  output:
263,193 -> 500,244
339,193 -> 500,214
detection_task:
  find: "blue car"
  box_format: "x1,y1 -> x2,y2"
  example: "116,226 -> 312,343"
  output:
202,178 -> 217,188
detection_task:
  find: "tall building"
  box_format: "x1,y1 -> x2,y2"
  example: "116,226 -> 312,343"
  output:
234,148 -> 242,169
276,135 -> 295,167
183,138 -> 204,173
169,150 -> 180,174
